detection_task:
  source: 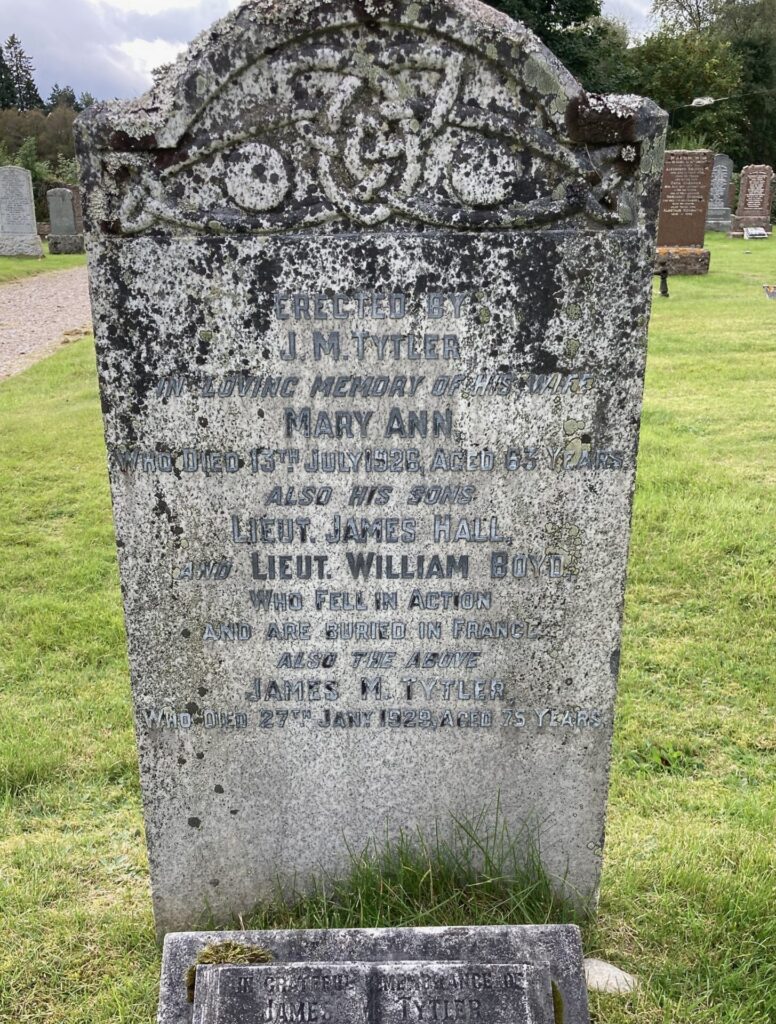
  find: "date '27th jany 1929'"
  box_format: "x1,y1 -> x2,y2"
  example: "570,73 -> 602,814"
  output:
139,706 -> 605,731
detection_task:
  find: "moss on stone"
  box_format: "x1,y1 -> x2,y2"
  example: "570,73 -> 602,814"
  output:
185,941 -> 274,1002
551,979 -> 564,1023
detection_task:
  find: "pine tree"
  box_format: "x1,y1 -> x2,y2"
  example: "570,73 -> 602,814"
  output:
0,45 -> 15,108
4,34 -> 43,110
47,83 -> 78,110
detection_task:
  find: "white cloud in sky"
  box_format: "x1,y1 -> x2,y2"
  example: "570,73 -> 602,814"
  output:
0,0 -> 654,102
115,37 -> 187,80
603,0 -> 652,33
88,0 -> 233,12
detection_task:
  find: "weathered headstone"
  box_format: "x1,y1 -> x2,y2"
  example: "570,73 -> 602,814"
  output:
705,154 -> 734,232
47,187 -> 85,254
655,149 -> 713,274
656,149 -> 714,246
67,184 -> 84,233
75,0 -> 666,936
730,164 -> 774,235
160,925 -> 589,1024
0,165 -> 44,257
193,961 -> 556,1024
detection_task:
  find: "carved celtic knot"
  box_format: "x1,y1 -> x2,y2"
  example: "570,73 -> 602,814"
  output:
304,51 -> 465,225
103,23 -> 641,235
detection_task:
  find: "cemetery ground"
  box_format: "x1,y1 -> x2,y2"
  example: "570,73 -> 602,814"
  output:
0,233 -> 773,1024
0,246 -> 86,285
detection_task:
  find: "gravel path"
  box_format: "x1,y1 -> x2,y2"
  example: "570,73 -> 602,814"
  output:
0,266 -> 93,381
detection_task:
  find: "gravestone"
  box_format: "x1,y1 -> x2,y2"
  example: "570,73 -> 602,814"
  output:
655,149 -> 713,274
0,165 -> 44,257
47,187 -> 85,254
730,164 -> 774,235
160,925 -> 589,1024
656,149 -> 714,246
75,0 -> 666,936
67,184 -> 84,233
705,154 -> 734,232
193,961 -> 556,1024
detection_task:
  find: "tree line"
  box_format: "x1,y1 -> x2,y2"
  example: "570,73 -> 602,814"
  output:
490,0 -> 775,169
0,34 -> 95,208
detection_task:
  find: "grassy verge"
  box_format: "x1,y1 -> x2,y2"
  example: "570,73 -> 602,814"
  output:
0,234 -> 774,1023
0,244 -> 87,284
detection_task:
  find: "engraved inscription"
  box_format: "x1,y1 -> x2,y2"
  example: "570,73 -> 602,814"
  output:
194,962 -> 556,1024
0,168 -> 37,234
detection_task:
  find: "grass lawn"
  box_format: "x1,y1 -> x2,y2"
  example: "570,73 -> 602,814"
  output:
0,244 -> 87,284
0,233 -> 774,1023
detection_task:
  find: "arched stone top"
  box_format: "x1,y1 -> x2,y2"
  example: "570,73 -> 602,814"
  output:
75,0 -> 666,236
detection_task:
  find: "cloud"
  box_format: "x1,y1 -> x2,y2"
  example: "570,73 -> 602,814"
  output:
4,0 -> 651,102
116,37 -> 188,81
602,0 -> 653,33
1,0 -> 240,101
90,0 -> 211,12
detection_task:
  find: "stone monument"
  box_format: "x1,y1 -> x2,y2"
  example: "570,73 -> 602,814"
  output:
730,164 -> 774,235
47,187 -> 85,253
655,149 -> 714,274
75,0 -> 666,938
0,165 -> 44,257
194,961 -> 556,1024
67,183 -> 84,233
705,154 -> 734,232
159,925 -> 590,1024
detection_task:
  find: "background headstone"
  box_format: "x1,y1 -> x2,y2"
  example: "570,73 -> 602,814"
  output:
76,0 -> 666,935
159,925 -> 589,1024
0,165 -> 44,257
47,187 -> 85,254
66,184 -> 84,233
656,149 -> 714,247
655,149 -> 714,273
730,164 -> 774,234
705,154 -> 734,232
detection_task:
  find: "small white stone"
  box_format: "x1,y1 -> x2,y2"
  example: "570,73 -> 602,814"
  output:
584,958 -> 640,995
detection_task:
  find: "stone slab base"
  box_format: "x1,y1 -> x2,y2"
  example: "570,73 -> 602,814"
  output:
654,247 -> 710,275
158,926 -> 590,1024
48,234 -> 85,255
706,216 -> 732,232
194,961 -> 558,1024
730,216 -> 772,235
0,235 -> 44,257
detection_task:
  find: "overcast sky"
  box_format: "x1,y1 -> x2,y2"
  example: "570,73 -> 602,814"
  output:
0,0 -> 653,103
